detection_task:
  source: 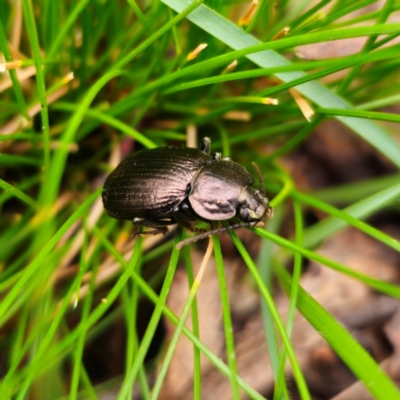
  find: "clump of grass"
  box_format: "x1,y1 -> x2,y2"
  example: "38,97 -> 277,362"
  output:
1,0 -> 400,399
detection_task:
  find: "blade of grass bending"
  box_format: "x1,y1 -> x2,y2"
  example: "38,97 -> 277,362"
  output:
164,44 -> 400,94
257,206 -> 281,374
0,154 -> 42,166
254,228 -> 400,299
47,0 -> 91,60
4,240 -> 92,397
122,279 -> 151,399
46,232 -> 266,400
127,0 -> 153,35
0,20 -> 28,117
70,229 -> 93,400
0,293 -> 59,398
121,24 -> 400,105
214,236 -> 241,400
274,200 -> 305,400
267,117 -> 322,161
0,175 -> 40,208
336,0 -> 395,95
52,102 -> 157,149
317,107 -> 400,123
21,0 -> 50,174
311,173 -> 400,204
273,262 -> 400,400
293,0 -> 376,36
357,93 -> 400,111
182,244 -> 202,400
288,0 -> 332,35
230,231 -> 311,400
41,70 -> 123,207
257,205 -> 290,400
294,182 -> 400,250
150,238 -> 214,400
75,367 -> 98,400
15,233 -> 94,400
161,0 -> 400,168
273,200 -> 304,400
117,229 -> 183,400
7,305 -> 29,398
114,0 -> 204,71
0,189 -> 101,326
0,179 -> 36,208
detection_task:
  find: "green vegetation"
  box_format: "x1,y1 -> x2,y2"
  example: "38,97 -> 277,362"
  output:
1,0 -> 400,398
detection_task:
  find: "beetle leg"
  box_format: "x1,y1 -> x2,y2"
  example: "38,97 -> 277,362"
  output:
132,217 -> 174,238
176,221 -> 257,249
173,200 -> 208,234
132,228 -> 169,239
176,217 -> 207,234
172,213 -> 207,234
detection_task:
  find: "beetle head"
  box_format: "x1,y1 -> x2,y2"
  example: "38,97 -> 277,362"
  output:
237,186 -> 269,222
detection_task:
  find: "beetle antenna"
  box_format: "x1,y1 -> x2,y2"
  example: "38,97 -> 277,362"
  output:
251,162 -> 265,196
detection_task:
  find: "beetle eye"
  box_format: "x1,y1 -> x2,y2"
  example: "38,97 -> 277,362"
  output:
240,208 -> 249,222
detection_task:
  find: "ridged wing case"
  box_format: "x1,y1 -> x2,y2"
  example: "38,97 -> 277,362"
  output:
102,146 -> 212,220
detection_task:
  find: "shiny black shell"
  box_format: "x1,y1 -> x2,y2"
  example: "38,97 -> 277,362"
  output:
102,146 -> 213,220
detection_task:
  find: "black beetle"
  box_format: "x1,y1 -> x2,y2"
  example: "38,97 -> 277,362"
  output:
102,138 -> 273,246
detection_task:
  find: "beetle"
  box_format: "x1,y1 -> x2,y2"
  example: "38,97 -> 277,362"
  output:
102,137 -> 273,247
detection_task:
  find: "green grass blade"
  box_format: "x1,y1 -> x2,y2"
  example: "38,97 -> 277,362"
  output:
117,230 -> 183,400
214,236 -> 240,400
296,182 -> 400,250
41,70 -> 122,206
274,262 -> 400,400
72,231 -> 267,400
161,0 -> 400,168
0,179 -> 36,208
254,228 -> 400,299
230,231 -> 311,400
0,20 -> 28,117
21,0 -> 51,173
182,245 -> 202,400
150,238 -> 214,400
0,189 -> 101,326
317,107 -> 400,123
